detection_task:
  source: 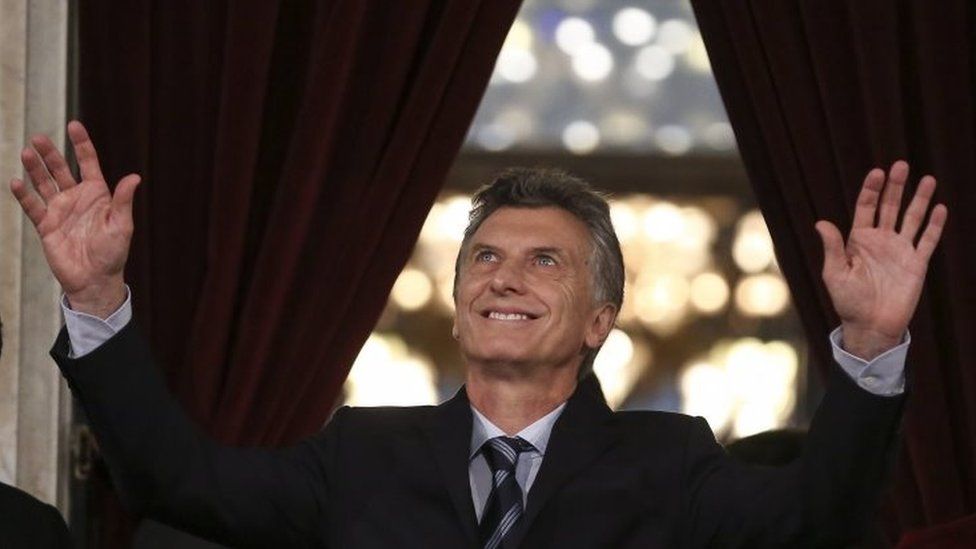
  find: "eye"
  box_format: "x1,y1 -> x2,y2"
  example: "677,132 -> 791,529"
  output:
475,250 -> 498,263
535,255 -> 557,267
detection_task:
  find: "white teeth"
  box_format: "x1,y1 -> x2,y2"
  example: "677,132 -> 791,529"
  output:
488,311 -> 530,321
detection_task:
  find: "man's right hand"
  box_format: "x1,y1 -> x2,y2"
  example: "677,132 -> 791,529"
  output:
9,120 -> 140,319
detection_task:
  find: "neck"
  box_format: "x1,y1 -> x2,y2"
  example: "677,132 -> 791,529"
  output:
465,362 -> 578,435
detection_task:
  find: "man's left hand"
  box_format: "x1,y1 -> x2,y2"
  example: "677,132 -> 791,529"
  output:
815,160 -> 948,361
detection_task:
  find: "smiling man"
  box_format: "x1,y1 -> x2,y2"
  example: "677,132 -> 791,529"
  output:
9,123 -> 947,548
456,194 -> 617,437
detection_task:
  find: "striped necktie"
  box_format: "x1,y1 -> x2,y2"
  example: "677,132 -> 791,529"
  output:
479,436 -> 534,549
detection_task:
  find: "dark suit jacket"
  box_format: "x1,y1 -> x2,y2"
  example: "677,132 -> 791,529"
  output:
52,323 -> 904,548
0,482 -> 72,548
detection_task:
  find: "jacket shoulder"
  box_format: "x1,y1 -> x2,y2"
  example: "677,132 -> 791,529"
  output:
613,409 -> 703,430
329,404 -> 438,434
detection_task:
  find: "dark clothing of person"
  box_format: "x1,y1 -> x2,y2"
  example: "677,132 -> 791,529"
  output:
0,481 -> 72,548
52,323 -> 904,548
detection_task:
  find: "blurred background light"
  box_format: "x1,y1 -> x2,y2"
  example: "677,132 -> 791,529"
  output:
496,48 -> 538,83
555,17 -> 595,55
610,201 -> 640,242
571,42 -> 615,82
562,120 -> 601,154
345,334 -> 438,407
657,19 -> 695,54
633,273 -> 690,332
634,45 -> 675,81
681,338 -> 798,438
600,111 -> 647,146
495,108 -> 537,140
735,273 -> 790,317
505,19 -> 534,49
612,7 -> 657,46
689,272 -> 729,314
684,32 -> 712,73
438,196 -> 473,243
702,121 -> 736,151
733,210 -> 775,273
654,125 -> 693,155
466,0 -> 732,156
593,329 -> 647,408
680,361 -> 734,434
678,206 -> 716,248
475,123 -> 517,151
642,201 -> 685,242
391,268 -> 433,311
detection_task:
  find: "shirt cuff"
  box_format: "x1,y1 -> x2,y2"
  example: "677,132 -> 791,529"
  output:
62,286 -> 133,358
829,326 -> 909,396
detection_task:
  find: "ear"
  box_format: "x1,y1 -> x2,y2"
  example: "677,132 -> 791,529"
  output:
451,318 -> 459,340
584,303 -> 617,349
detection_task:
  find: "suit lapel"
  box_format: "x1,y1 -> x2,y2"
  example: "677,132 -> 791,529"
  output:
426,388 -> 479,546
515,376 -> 616,545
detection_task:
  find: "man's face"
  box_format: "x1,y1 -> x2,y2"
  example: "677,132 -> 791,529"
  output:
453,206 -> 615,373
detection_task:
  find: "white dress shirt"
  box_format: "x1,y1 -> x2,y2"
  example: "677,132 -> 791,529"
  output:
469,403 -> 565,520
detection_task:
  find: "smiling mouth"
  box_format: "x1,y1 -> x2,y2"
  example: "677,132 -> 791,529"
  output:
483,310 -> 539,321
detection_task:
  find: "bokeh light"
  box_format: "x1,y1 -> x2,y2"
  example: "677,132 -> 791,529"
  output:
612,7 -> 657,46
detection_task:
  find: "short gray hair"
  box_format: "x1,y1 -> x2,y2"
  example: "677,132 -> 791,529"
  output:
453,167 -> 624,375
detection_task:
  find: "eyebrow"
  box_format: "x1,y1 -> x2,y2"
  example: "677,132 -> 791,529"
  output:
529,246 -> 566,258
468,242 -> 497,255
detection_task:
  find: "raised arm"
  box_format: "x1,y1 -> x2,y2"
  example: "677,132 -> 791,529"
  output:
10,121 -> 136,319
10,123 -> 336,547
687,162 -> 947,547
815,160 -> 947,359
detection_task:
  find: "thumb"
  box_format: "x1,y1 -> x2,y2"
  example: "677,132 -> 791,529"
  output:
111,174 -> 142,221
815,220 -> 846,276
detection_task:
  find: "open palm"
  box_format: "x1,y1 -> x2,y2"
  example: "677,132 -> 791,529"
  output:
9,121 -> 140,315
815,161 -> 947,359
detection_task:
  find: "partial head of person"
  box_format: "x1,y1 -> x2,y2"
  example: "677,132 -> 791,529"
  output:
452,167 -> 624,381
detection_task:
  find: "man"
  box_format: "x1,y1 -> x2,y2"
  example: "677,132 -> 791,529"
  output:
9,121 -> 947,547
0,317 -> 73,548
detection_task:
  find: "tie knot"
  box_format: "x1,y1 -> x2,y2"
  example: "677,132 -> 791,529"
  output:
482,436 -> 533,472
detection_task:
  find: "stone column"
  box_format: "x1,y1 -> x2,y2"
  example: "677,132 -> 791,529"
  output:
0,0 -> 71,515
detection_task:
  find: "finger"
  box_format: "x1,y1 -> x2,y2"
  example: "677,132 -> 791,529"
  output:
878,160 -> 908,230
67,120 -> 106,182
915,204 -> 948,263
31,134 -> 78,191
20,147 -> 58,202
851,168 -> 885,229
9,178 -> 46,228
110,174 -> 142,222
815,220 -> 847,279
898,175 -> 936,239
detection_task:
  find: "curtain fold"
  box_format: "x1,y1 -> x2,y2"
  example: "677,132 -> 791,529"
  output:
692,0 -> 976,544
78,0 -> 520,544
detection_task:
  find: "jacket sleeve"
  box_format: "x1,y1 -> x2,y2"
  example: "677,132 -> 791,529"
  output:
51,322 -> 343,548
682,362 -> 905,548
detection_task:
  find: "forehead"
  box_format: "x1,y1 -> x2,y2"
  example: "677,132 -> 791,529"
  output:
471,206 -> 593,253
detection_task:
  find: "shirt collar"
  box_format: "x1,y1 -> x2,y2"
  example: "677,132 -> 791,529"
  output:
469,402 -> 567,459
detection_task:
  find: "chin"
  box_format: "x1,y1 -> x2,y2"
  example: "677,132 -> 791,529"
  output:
474,348 -> 531,365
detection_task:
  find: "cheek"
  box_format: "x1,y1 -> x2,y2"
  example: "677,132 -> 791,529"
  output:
554,276 -> 589,315
456,273 -> 485,301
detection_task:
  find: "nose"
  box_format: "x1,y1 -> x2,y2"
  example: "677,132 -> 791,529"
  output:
489,259 -> 526,295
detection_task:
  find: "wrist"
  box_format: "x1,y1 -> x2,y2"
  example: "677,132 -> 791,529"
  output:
65,278 -> 127,320
840,323 -> 902,361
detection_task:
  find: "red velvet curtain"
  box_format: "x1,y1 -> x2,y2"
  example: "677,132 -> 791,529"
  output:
691,0 -> 976,545
78,0 -> 520,544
